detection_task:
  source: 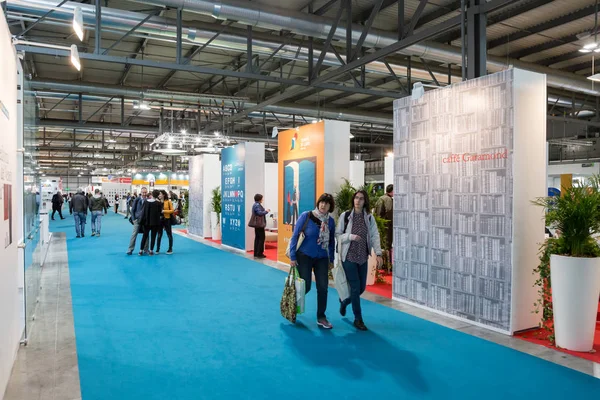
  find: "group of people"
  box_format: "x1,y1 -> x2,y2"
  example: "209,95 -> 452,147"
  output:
68,188 -> 111,238
250,186 -> 391,332
127,187 -> 176,256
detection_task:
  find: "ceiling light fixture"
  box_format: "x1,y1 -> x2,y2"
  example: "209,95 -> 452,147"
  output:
73,6 -> 84,41
70,44 -> 81,71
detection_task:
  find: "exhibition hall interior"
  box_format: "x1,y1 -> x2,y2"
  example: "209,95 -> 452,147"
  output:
2,0 -> 600,398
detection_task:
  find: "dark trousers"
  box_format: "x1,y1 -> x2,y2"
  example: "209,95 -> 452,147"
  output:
253,227 -> 265,256
157,218 -> 173,252
341,260 -> 369,321
296,251 -> 329,319
51,205 -> 63,219
141,225 -> 160,251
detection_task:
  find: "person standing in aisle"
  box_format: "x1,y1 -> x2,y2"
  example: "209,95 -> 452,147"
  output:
251,194 -> 270,259
71,189 -> 88,238
101,193 -> 109,215
336,190 -> 383,331
157,190 -> 174,255
139,189 -> 163,256
89,189 -> 105,237
51,191 -> 65,220
289,193 -> 336,329
68,193 -> 73,215
375,184 -> 394,263
114,194 -> 120,214
127,187 -> 148,255
125,192 -> 132,219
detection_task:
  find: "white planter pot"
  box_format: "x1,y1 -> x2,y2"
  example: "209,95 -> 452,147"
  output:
550,254 -> 600,352
210,212 -> 221,240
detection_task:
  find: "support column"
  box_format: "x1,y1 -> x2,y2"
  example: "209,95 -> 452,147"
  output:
467,0 -> 487,79
95,0 -> 101,54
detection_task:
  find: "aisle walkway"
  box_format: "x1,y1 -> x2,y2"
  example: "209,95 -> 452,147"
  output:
51,213 -> 599,399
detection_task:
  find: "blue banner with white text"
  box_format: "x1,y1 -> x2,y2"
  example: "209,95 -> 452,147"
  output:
221,145 -> 246,250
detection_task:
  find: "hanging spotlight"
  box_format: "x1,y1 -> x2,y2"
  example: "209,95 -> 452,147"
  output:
73,6 -> 84,41
70,44 -> 81,71
584,42 -> 598,50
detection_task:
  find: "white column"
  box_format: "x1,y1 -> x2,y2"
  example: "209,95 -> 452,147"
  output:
384,155 -> 394,187
323,120 -> 350,194
264,163 -> 278,229
188,154 -> 220,238
349,160 -> 365,188
244,142 -> 265,251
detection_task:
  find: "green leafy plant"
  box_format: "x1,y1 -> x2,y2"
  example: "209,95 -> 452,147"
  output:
181,189 -> 189,220
334,178 -> 355,218
531,175 -> 600,343
211,186 -> 222,215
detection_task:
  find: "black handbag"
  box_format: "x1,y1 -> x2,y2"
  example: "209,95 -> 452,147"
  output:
248,213 -> 266,228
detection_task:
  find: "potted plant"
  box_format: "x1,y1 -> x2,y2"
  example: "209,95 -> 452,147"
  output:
210,186 -> 222,240
532,176 -> 600,351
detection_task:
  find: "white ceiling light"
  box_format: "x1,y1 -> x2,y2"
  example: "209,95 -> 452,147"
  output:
70,44 -> 81,71
73,6 -> 84,41
584,42 -> 598,50
349,133 -> 355,139
266,147 -> 275,152
214,130 -> 220,136
587,73 -> 600,82
579,48 -> 593,53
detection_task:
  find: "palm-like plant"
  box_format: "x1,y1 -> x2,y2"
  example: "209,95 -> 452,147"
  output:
211,186 -> 222,215
334,178 -> 355,216
532,176 -> 600,257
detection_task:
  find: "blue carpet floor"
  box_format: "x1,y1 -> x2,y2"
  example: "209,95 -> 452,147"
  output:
51,212 -> 600,400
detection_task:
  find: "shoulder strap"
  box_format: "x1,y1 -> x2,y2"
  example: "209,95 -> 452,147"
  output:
344,211 -> 350,233
300,211 -> 310,233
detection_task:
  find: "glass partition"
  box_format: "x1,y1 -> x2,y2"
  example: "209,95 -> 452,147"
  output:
22,69 -> 41,340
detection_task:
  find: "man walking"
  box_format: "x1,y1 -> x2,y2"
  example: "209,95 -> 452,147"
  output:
127,187 -> 149,255
51,191 -> 65,220
89,189 -> 105,237
71,189 -> 88,238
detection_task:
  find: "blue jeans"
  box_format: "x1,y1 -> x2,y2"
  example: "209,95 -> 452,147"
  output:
91,211 -> 103,234
73,212 -> 86,237
296,251 -> 329,319
342,260 -> 369,320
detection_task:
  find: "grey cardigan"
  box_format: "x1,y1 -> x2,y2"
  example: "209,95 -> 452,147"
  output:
335,210 -> 383,262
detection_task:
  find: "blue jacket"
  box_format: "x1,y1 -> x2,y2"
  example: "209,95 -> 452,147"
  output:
252,202 -> 269,217
131,197 -> 145,220
289,211 -> 335,263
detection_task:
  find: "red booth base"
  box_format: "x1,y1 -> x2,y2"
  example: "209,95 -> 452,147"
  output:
516,303 -> 600,364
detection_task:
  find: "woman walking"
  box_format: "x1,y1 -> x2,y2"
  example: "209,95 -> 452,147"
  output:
336,190 -> 383,331
139,189 -> 163,256
157,190 -> 174,255
251,194 -> 270,259
289,193 -> 336,329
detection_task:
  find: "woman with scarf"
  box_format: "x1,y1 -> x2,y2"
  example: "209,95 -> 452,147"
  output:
336,190 -> 383,331
288,193 -> 336,329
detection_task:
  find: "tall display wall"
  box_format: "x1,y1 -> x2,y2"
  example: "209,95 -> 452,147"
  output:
221,142 -> 265,251
188,154 -> 221,238
277,120 -> 350,263
0,7 -> 21,396
102,182 -> 130,207
392,69 -> 546,334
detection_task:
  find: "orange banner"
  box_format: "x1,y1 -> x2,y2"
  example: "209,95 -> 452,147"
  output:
277,122 -> 325,263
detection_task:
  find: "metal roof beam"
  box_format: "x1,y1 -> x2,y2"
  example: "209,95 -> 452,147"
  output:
488,3 -> 596,50
435,0 -> 552,44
